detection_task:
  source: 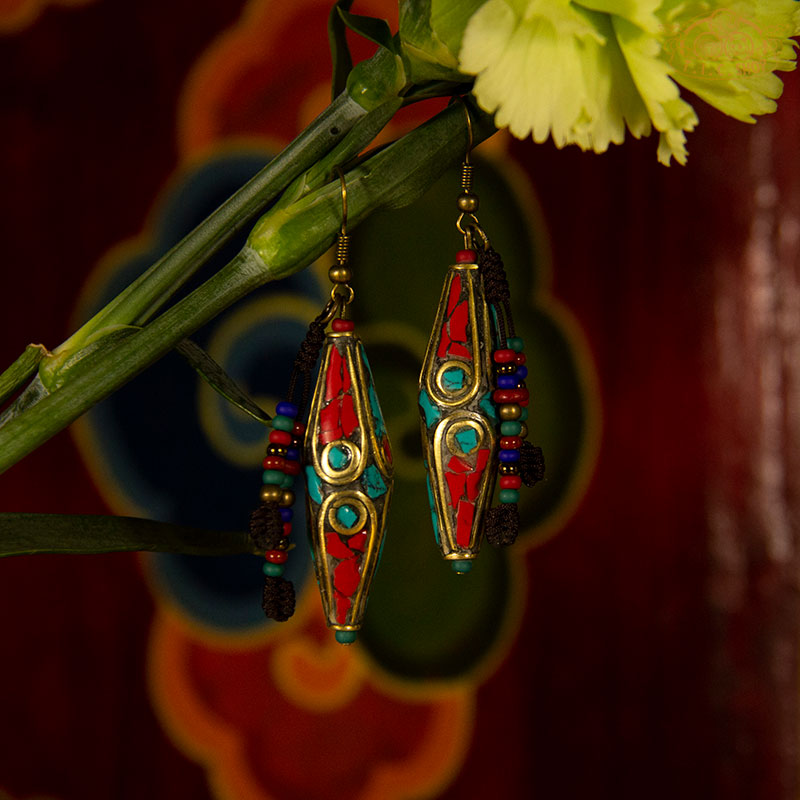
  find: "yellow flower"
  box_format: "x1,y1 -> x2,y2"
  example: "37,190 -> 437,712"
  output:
458,0 -> 800,164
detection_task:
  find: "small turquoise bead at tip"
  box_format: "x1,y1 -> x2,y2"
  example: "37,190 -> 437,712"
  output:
271,415 -> 294,432
262,469 -> 284,485
500,421 -> 522,436
499,488 -> 520,504
281,474 -> 294,489
335,630 -> 358,645
451,560 -> 473,574
507,337 -> 524,352
263,562 -> 284,577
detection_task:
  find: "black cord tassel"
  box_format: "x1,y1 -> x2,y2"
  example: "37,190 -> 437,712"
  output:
485,503 -> 520,547
520,442 -> 545,487
262,576 -> 296,622
248,502 -> 284,551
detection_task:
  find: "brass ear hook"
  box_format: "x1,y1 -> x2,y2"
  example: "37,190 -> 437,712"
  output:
329,166 -> 354,312
453,97 -> 486,250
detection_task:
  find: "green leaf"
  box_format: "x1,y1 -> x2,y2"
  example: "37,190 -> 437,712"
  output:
0,344 -> 47,407
0,513 -> 257,557
337,8 -> 395,52
328,0 -> 355,99
175,338 -> 271,425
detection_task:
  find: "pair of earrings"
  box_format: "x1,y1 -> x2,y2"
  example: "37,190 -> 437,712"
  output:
249,114 -> 544,645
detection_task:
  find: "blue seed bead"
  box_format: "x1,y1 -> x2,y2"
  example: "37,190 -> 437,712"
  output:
496,374 -> 517,389
272,415 -> 294,432
275,401 -> 298,419
520,407 -> 529,421
452,560 -> 473,574
262,562 -> 284,577
499,489 -> 520,504
500,421 -> 522,436
262,469 -> 284,485
507,337 -> 525,352
280,508 -> 294,522
335,630 -> 358,645
498,449 -> 520,463
285,447 -> 300,461
516,365 -> 528,380
281,474 -> 294,489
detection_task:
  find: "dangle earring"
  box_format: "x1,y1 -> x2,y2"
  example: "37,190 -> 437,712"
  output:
418,101 -> 544,573
249,167 -> 393,644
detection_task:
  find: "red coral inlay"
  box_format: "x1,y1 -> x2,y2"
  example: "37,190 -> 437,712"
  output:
456,500 -> 475,547
334,558 -> 361,597
445,472 -> 464,508
448,455 -> 471,474
446,273 -> 462,316
449,300 -> 468,343
382,434 -> 393,465
465,449 -> 489,501
326,531 -> 353,561
319,343 -> 358,446
349,531 -> 368,552
335,591 -> 352,624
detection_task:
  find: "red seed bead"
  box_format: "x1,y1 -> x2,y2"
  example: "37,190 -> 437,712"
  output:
282,522 -> 292,537
292,422 -> 305,436
269,430 -> 292,445
500,475 -> 522,489
493,349 -> 515,364
494,389 -> 526,403
262,456 -> 285,470
283,459 -> 301,476
456,249 -> 476,263
265,549 -> 288,564
515,353 -> 526,365
500,436 -> 522,449
332,318 -> 354,332
520,396 -> 530,407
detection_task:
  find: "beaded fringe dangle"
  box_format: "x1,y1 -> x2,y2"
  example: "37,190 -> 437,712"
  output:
418,102 -> 544,572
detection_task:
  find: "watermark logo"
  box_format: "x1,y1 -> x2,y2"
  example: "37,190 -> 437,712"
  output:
663,8 -> 787,80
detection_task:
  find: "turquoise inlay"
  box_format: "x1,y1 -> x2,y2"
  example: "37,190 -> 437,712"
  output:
328,444 -> 350,470
363,464 -> 387,498
455,428 -> 479,454
442,367 -> 466,391
418,389 -> 441,428
305,466 -> 323,504
359,344 -> 387,438
425,473 -> 440,546
479,390 -> 498,422
336,504 -> 358,529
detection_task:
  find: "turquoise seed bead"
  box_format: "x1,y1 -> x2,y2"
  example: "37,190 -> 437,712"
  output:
500,421 -> 522,436
262,469 -> 284,485
499,489 -> 520,504
335,630 -> 358,645
507,337 -> 524,352
262,562 -> 284,577
272,415 -> 294,432
519,407 -> 529,421
452,561 -> 473,574
280,474 -> 294,489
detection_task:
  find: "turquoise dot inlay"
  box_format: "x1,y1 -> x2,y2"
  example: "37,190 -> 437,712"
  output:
328,445 -> 350,470
442,367 -> 466,391
336,504 -> 358,528
454,427 -> 479,454
418,389 -> 441,428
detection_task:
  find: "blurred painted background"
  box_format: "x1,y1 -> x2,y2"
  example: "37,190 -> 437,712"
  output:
1,1 -> 799,798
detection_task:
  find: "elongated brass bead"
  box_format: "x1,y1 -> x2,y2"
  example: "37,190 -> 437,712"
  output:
328,265 -> 352,284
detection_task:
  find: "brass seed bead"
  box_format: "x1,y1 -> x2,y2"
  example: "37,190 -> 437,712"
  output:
519,422 -> 528,439
499,463 -> 519,475
280,490 -> 295,507
497,364 -> 517,375
276,538 -> 290,550
328,265 -> 352,284
260,485 -> 282,503
267,444 -> 287,457
457,193 -> 479,213
499,403 -> 522,421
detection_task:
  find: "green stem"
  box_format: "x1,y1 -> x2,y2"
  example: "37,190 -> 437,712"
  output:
0,102 -> 495,475
0,513 -> 256,557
